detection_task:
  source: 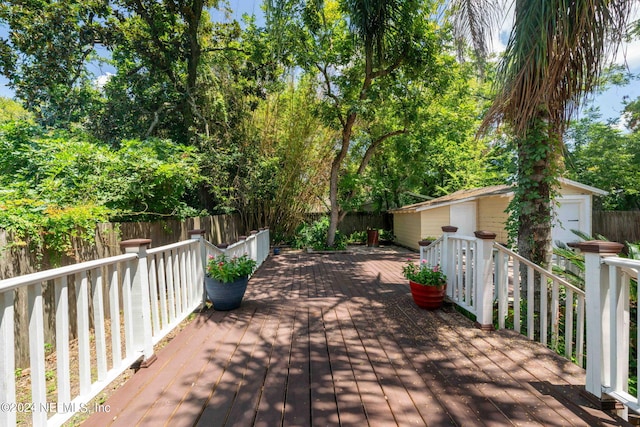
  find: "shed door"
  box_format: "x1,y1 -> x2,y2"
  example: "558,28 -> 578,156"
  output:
450,202 -> 477,236
552,199 -> 584,245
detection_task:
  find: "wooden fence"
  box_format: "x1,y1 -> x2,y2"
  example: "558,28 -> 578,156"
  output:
305,212 -> 393,236
592,211 -> 640,244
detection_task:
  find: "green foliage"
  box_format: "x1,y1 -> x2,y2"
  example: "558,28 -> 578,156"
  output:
266,0 -> 465,246
0,0 -> 110,127
0,98 -> 32,123
293,217 -> 347,251
0,120 -> 203,257
361,64 -> 505,210
206,253 -> 257,283
402,261 -> 447,286
504,117 -> 562,266
347,231 -> 367,244
235,78 -> 333,235
565,108 -> 640,210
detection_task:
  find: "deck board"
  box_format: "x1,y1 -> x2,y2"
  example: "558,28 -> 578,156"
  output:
83,248 -> 632,427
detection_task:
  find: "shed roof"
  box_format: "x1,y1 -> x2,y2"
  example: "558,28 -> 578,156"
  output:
390,178 -> 607,214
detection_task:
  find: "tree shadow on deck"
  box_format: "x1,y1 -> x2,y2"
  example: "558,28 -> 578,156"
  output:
93,248 -> 632,426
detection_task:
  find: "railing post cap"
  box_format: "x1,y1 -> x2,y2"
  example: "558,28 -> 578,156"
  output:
418,239 -> 434,247
217,243 -> 229,249
250,230 -> 258,235
573,240 -> 624,255
442,226 -> 458,233
188,229 -> 205,237
238,236 -> 247,241
120,239 -> 152,249
474,231 -> 497,240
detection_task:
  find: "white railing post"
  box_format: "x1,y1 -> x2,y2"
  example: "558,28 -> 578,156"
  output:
249,230 -> 258,262
260,227 -> 270,265
120,239 -> 156,367
576,240 -> 624,408
188,229 -> 207,309
0,291 -> 16,427
474,231 -> 497,330
441,226 -> 458,299
418,239 -> 431,264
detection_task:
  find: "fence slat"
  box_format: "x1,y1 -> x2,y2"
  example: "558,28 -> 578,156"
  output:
27,282 -> 47,426
108,266 -> 122,368
76,272 -> 91,396
565,289 -> 574,361
513,259 -> 521,334
55,276 -> 71,404
122,263 -> 134,359
148,256 -> 161,335
92,269 -> 108,380
157,256 -> 168,330
166,253 -> 176,323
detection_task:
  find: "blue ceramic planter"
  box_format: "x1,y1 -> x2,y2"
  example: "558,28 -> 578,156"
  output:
205,275 -> 248,310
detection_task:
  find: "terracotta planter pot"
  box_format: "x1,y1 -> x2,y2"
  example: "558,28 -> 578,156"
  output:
205,275 -> 248,311
409,280 -> 446,310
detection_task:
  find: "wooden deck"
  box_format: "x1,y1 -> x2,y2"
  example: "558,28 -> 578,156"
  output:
85,247 -> 630,426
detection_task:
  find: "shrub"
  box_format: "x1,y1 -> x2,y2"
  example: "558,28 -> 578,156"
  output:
293,217 -> 347,251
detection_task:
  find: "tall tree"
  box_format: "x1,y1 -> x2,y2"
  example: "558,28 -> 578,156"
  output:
266,0 -> 455,246
0,0 -> 111,127
478,0 -> 632,266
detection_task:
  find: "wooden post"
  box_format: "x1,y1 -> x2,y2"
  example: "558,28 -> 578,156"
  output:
474,231 -> 497,331
575,240 -> 624,409
120,239 -> 156,367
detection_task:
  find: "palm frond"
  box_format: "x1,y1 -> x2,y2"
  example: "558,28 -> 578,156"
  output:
482,0 -> 634,137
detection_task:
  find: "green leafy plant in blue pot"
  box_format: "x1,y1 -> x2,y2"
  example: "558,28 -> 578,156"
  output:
205,253 -> 257,310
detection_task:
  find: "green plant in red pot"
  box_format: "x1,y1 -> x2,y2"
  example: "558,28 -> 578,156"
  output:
402,260 -> 447,309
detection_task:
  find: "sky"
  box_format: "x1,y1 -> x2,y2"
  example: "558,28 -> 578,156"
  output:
0,0 -> 638,124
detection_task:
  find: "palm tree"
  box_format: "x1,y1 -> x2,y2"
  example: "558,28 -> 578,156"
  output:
473,0 -> 633,267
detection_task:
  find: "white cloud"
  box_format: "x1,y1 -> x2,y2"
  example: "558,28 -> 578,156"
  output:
94,73 -> 113,91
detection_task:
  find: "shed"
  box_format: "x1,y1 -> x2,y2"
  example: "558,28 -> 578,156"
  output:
390,178 -> 607,250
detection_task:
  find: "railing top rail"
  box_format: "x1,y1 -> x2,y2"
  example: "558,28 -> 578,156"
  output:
449,235 -> 477,243
0,253 -> 137,293
493,242 -> 583,295
147,238 -> 199,255
602,256 -> 640,275
423,236 -> 444,247
203,239 -> 225,252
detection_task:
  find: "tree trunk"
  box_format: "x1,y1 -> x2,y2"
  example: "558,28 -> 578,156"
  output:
514,115 -> 563,339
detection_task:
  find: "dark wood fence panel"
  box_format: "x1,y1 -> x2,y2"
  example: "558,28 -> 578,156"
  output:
305,212 -> 393,236
592,211 -> 640,244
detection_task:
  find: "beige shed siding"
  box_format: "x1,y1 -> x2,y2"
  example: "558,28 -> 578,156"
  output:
420,207 -> 450,239
393,212 -> 422,250
477,196 -> 510,243
558,187 -> 585,196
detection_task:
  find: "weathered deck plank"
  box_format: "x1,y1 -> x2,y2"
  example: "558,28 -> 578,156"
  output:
83,248 -> 631,427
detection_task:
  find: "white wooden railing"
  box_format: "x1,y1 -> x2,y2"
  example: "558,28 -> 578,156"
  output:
0,227 -> 270,427
420,226 -> 635,418
493,243 -> 586,365
578,241 -> 638,418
